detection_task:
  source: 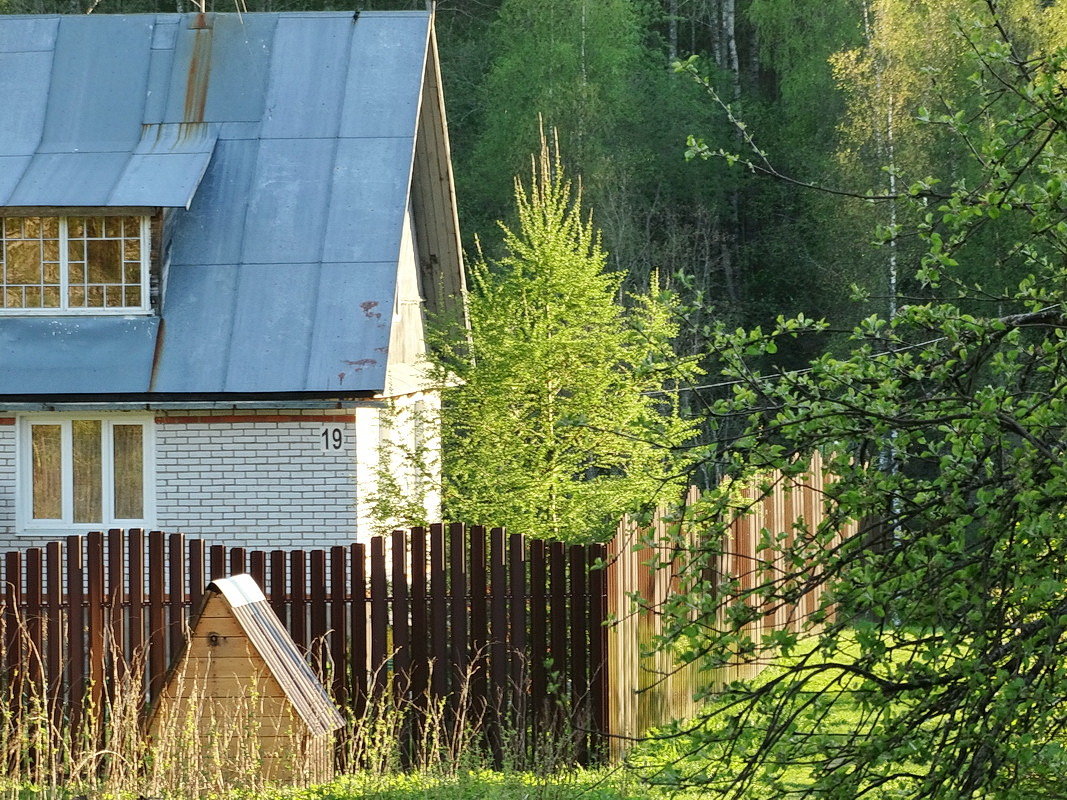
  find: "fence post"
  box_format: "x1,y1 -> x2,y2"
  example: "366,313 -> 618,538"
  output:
229,546 -> 247,577
328,545 -> 348,707
4,550 -> 23,714
167,533 -> 186,659
25,547 -> 43,690
528,539 -> 547,736
488,527 -> 508,766
147,531 -> 165,703
350,542 -> 368,719
45,540 -> 63,731
369,537 -> 388,695
209,544 -> 226,581
106,530 -> 125,684
66,535 -> 85,730
468,524 -> 488,756
291,549 -> 308,652
269,549 -> 287,628
188,537 -> 205,613
447,523 -> 468,735
249,549 -> 267,592
86,531 -> 105,722
548,541 -> 567,730
126,530 -> 144,708
507,532 -> 527,738
390,532 -> 410,697
310,549 -> 328,674
588,542 -> 608,758
568,544 -> 589,763
429,524 -> 447,700
409,527 -> 429,713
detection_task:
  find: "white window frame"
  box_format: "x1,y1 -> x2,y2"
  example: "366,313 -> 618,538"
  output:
16,414 -> 156,533
0,215 -> 151,316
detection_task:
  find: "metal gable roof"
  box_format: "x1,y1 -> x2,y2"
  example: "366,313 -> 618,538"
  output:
0,11 -> 439,398
206,575 -> 345,738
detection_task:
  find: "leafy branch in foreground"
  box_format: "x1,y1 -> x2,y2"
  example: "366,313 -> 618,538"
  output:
645,6 -> 1067,799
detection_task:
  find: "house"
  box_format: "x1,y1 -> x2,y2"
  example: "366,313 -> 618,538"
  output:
0,10 -> 464,550
149,573 -> 345,784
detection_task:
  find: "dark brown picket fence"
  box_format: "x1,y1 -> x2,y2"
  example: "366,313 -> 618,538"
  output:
0,460 -> 847,766
0,523 -> 608,765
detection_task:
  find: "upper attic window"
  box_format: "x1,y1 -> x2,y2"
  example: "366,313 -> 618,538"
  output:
0,215 -> 150,314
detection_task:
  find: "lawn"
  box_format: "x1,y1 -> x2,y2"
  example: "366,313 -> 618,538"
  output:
261,769 -> 658,800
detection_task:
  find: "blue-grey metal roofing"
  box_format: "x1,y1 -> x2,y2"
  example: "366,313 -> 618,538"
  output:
0,11 -> 433,397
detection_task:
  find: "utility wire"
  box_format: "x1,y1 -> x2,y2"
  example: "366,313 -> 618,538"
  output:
643,335 -> 954,396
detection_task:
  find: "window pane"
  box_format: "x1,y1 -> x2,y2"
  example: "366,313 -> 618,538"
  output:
6,239 -> 41,284
40,218 -> 59,239
124,260 -> 142,288
83,217 -> 104,238
123,238 -> 141,262
72,420 -> 102,524
42,237 -> 58,263
108,285 -> 132,309
1,216 -> 149,313
113,425 -> 143,519
31,425 -> 62,520
87,240 -> 122,285
69,260 -> 86,284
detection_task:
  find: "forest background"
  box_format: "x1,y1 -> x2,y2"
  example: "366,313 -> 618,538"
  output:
7,0 -> 1063,473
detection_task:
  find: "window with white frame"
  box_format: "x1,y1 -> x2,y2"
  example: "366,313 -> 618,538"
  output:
19,416 -> 154,530
0,215 -> 150,313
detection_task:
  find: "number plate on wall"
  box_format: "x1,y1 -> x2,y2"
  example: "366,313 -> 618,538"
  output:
319,426 -> 345,453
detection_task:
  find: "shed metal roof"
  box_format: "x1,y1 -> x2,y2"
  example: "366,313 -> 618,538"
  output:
0,11 -> 452,399
204,575 -> 345,738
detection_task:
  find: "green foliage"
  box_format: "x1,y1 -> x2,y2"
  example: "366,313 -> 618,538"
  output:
364,399 -> 440,536
434,138 -> 697,542
264,768 -> 652,800
458,0 -> 651,240
651,8 -> 1067,798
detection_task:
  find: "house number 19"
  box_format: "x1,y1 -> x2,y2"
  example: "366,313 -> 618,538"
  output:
320,426 -> 344,452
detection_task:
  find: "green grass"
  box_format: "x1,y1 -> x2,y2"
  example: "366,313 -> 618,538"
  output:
259,768 -> 662,800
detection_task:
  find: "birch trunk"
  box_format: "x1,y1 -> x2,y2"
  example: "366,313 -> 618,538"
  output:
724,0 -> 741,102
669,0 -> 678,61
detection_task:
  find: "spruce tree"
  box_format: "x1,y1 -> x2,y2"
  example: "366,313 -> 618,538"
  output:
435,138 -> 697,542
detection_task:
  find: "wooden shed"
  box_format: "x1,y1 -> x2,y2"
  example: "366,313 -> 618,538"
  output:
148,574 -> 344,785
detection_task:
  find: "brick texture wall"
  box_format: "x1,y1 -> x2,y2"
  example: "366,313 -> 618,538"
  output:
153,409 -> 362,549
0,408 -> 378,551
0,421 -> 14,537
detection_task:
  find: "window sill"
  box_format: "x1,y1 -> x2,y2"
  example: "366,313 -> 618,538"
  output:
17,524 -> 156,536
0,308 -> 154,317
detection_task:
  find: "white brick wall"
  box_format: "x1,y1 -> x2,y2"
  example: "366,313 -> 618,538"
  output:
153,409 -> 360,549
0,408 -> 379,551
0,423 -> 15,537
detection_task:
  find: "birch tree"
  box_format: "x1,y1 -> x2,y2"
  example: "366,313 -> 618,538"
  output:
643,7 -> 1067,797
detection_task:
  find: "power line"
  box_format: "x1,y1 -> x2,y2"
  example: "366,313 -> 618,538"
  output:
644,335 -> 951,396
